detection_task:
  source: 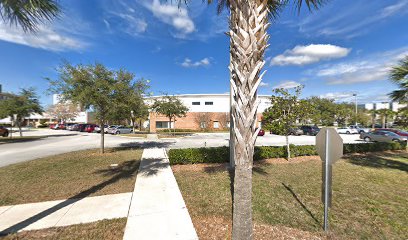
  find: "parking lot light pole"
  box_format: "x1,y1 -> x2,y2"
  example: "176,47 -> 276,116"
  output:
353,93 -> 358,126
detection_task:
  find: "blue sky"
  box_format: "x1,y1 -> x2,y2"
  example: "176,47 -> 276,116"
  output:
0,0 -> 407,106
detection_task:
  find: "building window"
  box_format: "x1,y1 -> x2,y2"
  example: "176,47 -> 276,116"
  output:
200,122 -> 207,129
192,102 -> 200,105
156,121 -> 172,129
205,101 -> 213,105
226,121 -> 230,128
213,121 -> 219,129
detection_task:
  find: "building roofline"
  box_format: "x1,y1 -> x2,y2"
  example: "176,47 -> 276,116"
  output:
145,93 -> 271,98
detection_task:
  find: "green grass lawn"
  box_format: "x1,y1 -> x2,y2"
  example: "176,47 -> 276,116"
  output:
0,148 -> 142,206
173,152 -> 408,239
0,218 -> 126,240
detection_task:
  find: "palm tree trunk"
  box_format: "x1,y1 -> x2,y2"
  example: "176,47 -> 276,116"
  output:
229,0 -> 269,239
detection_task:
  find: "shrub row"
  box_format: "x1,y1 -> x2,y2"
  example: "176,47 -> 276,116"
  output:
168,142 -> 407,165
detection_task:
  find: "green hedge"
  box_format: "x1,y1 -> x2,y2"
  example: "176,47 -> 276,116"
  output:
168,142 -> 407,165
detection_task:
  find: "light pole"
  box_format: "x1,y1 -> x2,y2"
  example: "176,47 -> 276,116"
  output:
352,93 -> 358,126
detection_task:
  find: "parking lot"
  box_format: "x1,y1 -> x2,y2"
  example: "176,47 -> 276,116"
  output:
0,128 -> 363,167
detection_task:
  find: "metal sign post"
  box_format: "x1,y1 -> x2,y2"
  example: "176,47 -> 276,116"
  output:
316,128 -> 343,232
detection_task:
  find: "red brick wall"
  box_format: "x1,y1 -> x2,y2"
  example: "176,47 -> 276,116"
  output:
149,112 -> 263,132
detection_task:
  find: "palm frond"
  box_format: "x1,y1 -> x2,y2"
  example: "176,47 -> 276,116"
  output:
389,55 -> 408,102
0,0 -> 60,32
204,0 -> 324,20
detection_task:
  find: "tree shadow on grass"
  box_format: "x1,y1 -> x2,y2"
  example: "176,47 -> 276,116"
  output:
344,154 -> 408,173
0,159 -> 140,236
281,183 -> 321,228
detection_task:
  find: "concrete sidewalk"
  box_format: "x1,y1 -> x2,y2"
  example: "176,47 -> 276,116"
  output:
123,148 -> 198,240
0,192 -> 131,234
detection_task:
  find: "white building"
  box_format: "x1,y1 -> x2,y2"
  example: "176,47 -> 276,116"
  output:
146,94 -> 272,132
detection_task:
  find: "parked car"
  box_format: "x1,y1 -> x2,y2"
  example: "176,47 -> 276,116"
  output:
70,124 -> 80,131
0,126 -> 9,137
65,123 -> 76,131
49,124 -> 56,129
300,125 -> 320,136
288,127 -> 303,136
77,124 -> 87,132
94,125 -> 108,133
84,124 -> 98,133
375,128 -> 408,137
257,129 -> 265,136
349,125 -> 371,134
337,127 -> 359,134
53,123 -> 66,130
360,130 -> 407,143
108,126 -> 132,135
106,125 -> 119,133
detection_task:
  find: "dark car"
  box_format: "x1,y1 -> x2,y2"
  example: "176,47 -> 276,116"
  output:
300,125 -> 320,136
288,127 -> 303,136
258,129 -> 265,136
375,128 -> 408,137
0,126 -> 9,137
77,124 -> 87,132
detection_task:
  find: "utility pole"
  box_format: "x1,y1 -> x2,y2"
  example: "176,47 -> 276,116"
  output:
353,93 -> 358,126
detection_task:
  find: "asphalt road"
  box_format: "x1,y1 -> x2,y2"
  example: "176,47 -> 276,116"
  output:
0,129 -> 362,168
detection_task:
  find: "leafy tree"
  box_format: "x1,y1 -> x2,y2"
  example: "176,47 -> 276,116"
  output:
389,56 -> 408,102
106,78 -> 150,132
307,97 -> 337,126
0,0 -> 59,32
376,109 -> 397,128
353,109 -> 371,127
151,95 -> 189,135
46,102 -> 79,123
49,62 -> 138,153
334,103 -> 353,126
194,112 -> 213,131
262,86 -> 308,160
0,88 -> 43,136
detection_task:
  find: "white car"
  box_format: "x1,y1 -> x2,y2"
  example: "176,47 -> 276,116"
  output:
336,127 -> 358,134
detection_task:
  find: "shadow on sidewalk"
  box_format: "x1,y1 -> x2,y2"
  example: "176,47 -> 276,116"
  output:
0,160 -> 139,236
119,141 -> 174,149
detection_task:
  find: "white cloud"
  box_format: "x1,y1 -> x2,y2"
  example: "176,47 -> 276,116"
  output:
273,81 -> 302,89
312,47 -> 408,85
0,22 -> 85,51
143,0 -> 195,36
320,92 -> 355,100
115,13 -> 148,35
259,82 -> 269,87
299,0 -> 408,38
271,44 -> 351,66
181,58 -> 211,68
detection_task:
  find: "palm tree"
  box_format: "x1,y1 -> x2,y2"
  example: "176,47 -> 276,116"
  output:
376,109 -> 396,128
0,0 -> 60,32
369,109 -> 377,128
389,56 -> 408,102
177,1 -> 324,239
